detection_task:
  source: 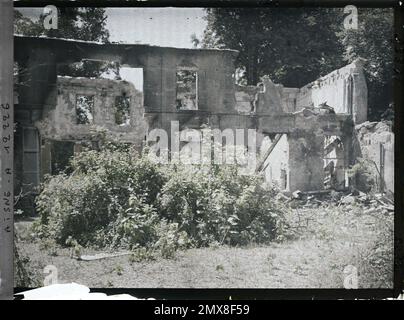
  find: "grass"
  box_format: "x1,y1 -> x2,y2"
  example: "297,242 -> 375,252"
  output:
14,201 -> 394,289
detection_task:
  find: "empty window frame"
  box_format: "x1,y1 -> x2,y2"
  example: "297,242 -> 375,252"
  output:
176,69 -> 198,110
76,94 -> 94,124
115,95 -> 131,125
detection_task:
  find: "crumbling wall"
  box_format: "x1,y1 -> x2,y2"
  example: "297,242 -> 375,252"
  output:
324,136 -> 346,190
145,49 -> 238,116
281,87 -> 299,113
235,84 -> 257,114
354,121 -> 394,194
14,36 -> 364,194
14,36 -> 239,128
233,59 -> 367,121
260,127 -> 326,192
288,129 -> 325,192
36,76 -> 147,147
255,77 -> 284,114
235,79 -> 298,115
296,58 -> 368,124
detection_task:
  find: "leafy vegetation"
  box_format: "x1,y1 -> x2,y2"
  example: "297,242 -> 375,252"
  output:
14,235 -> 41,288
14,7 -> 116,78
348,157 -> 379,193
200,8 -> 393,120
34,143 -> 284,257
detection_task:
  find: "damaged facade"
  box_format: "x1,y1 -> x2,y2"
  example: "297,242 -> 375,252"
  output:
13,35 -> 393,212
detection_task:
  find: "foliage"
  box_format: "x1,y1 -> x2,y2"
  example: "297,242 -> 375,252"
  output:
14,10 -> 43,36
35,144 -> 284,256
348,157 -> 378,193
35,144 -> 166,247
14,7 -> 109,43
278,197 -> 393,288
201,8 -> 393,120
14,7 -> 115,78
201,8 -> 344,87
356,211 -> 393,288
14,235 -> 41,288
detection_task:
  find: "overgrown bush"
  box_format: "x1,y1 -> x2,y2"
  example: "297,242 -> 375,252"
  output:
357,212 -> 394,288
34,142 -> 284,256
35,143 -> 166,247
348,157 -> 378,193
14,235 -> 41,288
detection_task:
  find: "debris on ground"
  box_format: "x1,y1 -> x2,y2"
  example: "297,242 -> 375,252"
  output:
278,188 -> 394,214
79,251 -> 132,261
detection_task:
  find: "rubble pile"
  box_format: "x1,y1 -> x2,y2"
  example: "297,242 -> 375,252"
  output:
276,188 -> 394,214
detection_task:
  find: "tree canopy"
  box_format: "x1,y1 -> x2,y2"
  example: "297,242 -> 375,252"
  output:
201,8 -> 394,121
14,7 -> 114,78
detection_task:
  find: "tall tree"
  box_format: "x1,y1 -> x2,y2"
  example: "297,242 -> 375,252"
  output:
14,7 -> 115,78
202,8 -> 344,87
201,7 -> 394,120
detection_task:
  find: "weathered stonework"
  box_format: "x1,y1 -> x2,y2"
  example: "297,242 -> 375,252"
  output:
36,76 -> 146,148
296,58 -> 368,124
353,121 -> 394,194
13,35 -> 376,195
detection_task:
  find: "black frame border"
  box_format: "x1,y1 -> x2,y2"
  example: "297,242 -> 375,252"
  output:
11,0 -> 404,300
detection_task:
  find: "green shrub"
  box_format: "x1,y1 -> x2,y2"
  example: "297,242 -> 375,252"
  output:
14,235 -> 41,288
35,147 -> 166,247
108,195 -> 160,249
35,143 -> 284,256
159,165 -> 280,246
348,158 -> 378,193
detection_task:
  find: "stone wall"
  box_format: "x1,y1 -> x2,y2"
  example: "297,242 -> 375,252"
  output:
354,121 -> 394,194
296,58 -> 368,124
235,79 -> 299,115
234,58 -> 367,123
13,36 -> 362,194
14,36 -> 239,118
36,76 -> 147,147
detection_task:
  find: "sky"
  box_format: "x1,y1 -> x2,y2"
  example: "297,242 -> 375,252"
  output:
105,8 -> 206,48
17,7 -> 208,91
17,7 -> 207,47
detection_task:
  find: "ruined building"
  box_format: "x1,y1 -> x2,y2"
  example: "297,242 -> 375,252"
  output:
13,35 -> 393,212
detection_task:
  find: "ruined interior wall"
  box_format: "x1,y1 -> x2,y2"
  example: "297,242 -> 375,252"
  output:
14,37 -> 363,194
235,81 -> 298,115
354,121 -> 394,193
145,49 -> 237,115
288,130 -> 325,192
233,60 -> 367,119
234,84 -> 256,114
36,76 -> 146,147
143,49 -> 238,135
323,136 -> 346,190
296,59 -> 368,124
281,87 -> 299,113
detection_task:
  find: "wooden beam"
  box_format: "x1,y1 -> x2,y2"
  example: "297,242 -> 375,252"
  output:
0,0 -> 14,300
256,134 -> 283,173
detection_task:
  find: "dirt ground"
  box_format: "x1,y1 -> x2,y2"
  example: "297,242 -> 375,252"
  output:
15,201 -> 394,289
